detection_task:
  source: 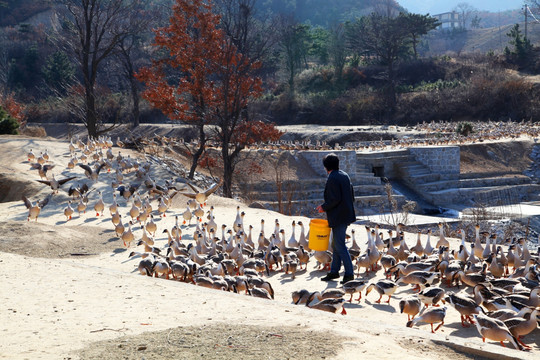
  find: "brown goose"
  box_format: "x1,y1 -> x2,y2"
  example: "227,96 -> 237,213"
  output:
503,308 -> 539,350
93,191 -> 105,217
406,306 -> 447,333
31,163 -> 54,179
78,162 -> 105,182
489,249 -> 505,278
410,231 -> 424,256
473,313 -> 523,350
453,263 -> 488,288
418,285 -> 446,308
63,200 -> 74,220
342,279 -> 368,302
365,279 -> 398,304
396,271 -> 439,292
36,175 -> 76,193
22,194 -> 52,222
399,295 -> 422,321
435,222 -> 449,249
291,289 -> 313,305
445,292 -> 483,328
180,179 -> 223,206
306,294 -> 347,315
423,229 -> 434,255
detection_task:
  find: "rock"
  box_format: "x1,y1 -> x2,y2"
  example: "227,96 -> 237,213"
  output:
248,202 -> 267,209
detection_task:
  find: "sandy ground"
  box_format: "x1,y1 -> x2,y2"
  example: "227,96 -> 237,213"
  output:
0,135 -> 538,360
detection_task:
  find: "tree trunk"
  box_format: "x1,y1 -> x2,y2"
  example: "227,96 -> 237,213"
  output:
222,147 -> 233,198
288,67 -> 295,92
188,124 -> 206,179
85,87 -> 98,138
412,36 -> 418,59
385,62 -> 397,119
129,74 -> 140,128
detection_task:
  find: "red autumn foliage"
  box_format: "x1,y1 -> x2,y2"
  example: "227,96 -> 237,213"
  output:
136,0 -> 283,196
234,120 -> 283,146
136,0 -> 224,124
0,92 -> 26,124
198,153 -> 218,169
246,161 -> 263,175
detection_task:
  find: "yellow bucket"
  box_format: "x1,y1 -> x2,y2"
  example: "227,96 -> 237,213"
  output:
308,219 -> 331,251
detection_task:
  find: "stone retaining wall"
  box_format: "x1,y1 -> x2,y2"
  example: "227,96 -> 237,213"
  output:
409,146 -> 460,178
299,150 -> 356,177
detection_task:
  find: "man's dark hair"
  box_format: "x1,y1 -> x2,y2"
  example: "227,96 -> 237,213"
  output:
323,153 -> 339,171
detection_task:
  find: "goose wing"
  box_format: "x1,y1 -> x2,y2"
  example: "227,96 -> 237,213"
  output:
204,179 -> 223,196
185,181 -> 199,193
178,191 -> 197,199
57,176 -> 77,186
22,196 -> 32,209
77,163 -> 93,175
36,179 -> 52,186
95,162 -> 106,174
39,194 -> 52,209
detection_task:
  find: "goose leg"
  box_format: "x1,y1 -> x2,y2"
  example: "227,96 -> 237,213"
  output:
434,321 -> 444,332
516,336 -> 531,350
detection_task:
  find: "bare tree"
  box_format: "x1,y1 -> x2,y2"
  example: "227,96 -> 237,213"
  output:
277,14 -> 311,92
454,2 -> 477,30
215,0 -> 277,65
373,0 -> 400,18
345,13 -> 411,115
527,0 -> 540,10
55,0 -> 143,137
113,4 -> 161,128
0,29 -> 9,89
328,23 -> 346,81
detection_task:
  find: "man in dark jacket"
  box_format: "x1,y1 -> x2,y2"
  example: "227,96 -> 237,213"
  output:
316,153 -> 356,284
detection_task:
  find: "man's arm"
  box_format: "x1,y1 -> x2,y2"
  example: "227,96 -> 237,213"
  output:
321,176 -> 341,212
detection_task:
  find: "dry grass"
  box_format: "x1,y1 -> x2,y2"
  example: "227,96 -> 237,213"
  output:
20,125 -> 47,137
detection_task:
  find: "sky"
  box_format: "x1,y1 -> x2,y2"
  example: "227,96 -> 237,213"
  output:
398,0 -> 524,14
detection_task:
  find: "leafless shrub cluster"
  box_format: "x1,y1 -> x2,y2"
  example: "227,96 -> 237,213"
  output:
20,125 -> 46,137
380,182 -> 416,228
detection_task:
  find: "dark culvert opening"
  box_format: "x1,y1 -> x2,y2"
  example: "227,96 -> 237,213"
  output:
372,166 -> 384,178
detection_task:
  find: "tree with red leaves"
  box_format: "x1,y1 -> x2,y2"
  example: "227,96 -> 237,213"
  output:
137,0 -> 282,197
0,92 -> 26,127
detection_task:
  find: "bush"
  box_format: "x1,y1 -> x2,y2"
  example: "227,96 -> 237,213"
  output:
345,88 -> 386,123
0,115 -> 20,135
456,122 -> 473,136
20,125 -> 46,137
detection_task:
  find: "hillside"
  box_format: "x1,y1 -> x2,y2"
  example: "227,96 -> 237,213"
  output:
255,0 -> 404,25
427,22 -> 540,55
0,0 -> 51,26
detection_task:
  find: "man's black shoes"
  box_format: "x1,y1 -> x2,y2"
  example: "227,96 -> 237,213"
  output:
341,275 -> 355,284
321,273 -> 340,281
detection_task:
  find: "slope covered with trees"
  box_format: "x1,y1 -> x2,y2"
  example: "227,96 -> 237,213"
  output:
0,0 -> 539,134
0,0 -> 51,26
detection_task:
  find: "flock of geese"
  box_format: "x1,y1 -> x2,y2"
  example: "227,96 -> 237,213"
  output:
290,221 -> 540,352
21,134 -> 540,353
123,120 -> 540,154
